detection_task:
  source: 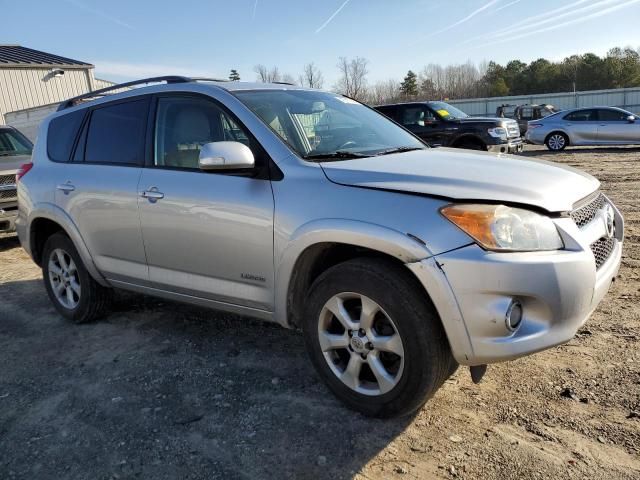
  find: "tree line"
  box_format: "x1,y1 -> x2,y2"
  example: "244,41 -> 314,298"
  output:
225,46 -> 640,104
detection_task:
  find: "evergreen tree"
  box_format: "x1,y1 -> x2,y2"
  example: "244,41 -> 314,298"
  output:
229,69 -> 241,81
400,70 -> 418,97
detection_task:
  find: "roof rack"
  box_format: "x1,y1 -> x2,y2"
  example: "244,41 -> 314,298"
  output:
57,75 -> 195,111
190,77 -> 230,83
272,81 -> 296,86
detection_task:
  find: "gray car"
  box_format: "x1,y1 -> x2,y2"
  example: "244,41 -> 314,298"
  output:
0,126 -> 33,233
526,106 -> 640,151
16,77 -> 623,417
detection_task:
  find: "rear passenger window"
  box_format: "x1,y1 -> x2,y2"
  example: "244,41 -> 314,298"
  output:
85,99 -> 148,165
564,110 -> 595,122
47,110 -> 85,162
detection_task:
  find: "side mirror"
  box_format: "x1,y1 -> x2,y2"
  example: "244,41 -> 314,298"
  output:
198,141 -> 255,171
627,115 -> 636,123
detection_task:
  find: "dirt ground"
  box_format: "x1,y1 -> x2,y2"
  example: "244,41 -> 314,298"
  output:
0,145 -> 638,480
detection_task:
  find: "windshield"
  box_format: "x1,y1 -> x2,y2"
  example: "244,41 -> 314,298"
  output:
427,101 -> 469,121
234,90 -> 426,159
0,129 -> 33,156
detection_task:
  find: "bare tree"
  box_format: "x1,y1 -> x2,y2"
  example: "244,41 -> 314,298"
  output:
253,64 -> 268,82
268,66 -> 282,83
299,62 -> 324,89
365,79 -> 401,105
418,61 -> 484,99
335,56 -> 369,100
253,64 -> 282,83
281,73 -> 296,85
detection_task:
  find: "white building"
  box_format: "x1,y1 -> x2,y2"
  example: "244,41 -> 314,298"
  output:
0,45 -> 116,140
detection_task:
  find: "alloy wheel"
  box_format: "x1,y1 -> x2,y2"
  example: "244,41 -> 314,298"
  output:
548,134 -> 566,150
318,293 -> 405,396
48,248 -> 81,309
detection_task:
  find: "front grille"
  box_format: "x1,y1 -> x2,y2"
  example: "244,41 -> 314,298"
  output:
0,188 -> 16,200
572,192 -> 618,270
0,174 -> 14,185
591,237 -> 616,270
571,193 -> 606,228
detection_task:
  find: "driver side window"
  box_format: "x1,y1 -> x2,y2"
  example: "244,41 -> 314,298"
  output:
401,107 -> 425,127
154,97 -> 251,169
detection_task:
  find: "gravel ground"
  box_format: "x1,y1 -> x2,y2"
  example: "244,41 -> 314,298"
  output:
0,145 -> 638,480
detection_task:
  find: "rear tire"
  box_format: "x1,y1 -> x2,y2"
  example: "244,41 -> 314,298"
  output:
302,258 -> 454,418
42,232 -> 112,323
545,132 -> 568,151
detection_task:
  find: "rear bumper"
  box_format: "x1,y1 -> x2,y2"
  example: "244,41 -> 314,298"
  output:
408,213 -> 623,366
487,138 -> 524,154
525,129 -> 546,145
0,203 -> 18,233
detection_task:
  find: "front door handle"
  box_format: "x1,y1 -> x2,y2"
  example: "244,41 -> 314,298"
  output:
140,187 -> 164,203
56,182 -> 75,194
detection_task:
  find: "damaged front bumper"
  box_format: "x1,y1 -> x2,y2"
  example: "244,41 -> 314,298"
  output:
407,206 -> 623,366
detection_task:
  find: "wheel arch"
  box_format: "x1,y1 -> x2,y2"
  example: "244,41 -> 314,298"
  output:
450,134 -> 487,150
544,130 -> 570,147
276,219 -> 433,329
27,203 -> 109,286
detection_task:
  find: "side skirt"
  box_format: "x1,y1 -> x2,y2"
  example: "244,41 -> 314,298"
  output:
108,279 -> 276,323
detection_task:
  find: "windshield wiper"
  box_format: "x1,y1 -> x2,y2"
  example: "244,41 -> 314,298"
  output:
375,146 -> 424,156
304,151 -> 372,161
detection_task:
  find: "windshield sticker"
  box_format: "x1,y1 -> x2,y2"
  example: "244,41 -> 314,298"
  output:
437,109 -> 450,117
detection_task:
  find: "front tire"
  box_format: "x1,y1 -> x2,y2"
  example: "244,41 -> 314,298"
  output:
42,232 -> 112,323
302,258 -> 454,418
545,132 -> 568,151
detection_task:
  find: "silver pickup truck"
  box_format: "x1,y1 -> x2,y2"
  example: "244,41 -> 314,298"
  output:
16,77 -> 623,418
0,126 -> 32,233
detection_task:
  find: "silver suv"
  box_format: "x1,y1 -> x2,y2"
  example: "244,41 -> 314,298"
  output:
16,77 -> 624,417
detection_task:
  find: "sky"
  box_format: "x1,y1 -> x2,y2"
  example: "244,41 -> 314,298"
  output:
3,0 -> 640,86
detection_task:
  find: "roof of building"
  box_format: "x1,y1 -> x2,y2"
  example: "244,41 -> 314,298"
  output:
0,45 -> 93,69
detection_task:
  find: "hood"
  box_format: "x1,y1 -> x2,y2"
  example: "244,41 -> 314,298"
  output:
0,154 -> 30,175
320,148 -> 599,213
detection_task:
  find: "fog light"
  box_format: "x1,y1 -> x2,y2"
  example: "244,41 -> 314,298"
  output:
505,300 -> 523,331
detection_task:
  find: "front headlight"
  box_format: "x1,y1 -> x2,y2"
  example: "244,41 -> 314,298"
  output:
488,127 -> 508,140
441,204 -> 564,251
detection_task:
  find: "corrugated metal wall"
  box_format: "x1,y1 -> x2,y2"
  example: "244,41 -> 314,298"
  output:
448,87 -> 640,116
0,67 -> 94,124
5,103 -> 59,141
93,77 -> 117,90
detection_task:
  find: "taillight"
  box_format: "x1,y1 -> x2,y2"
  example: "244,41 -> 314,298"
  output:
16,162 -> 33,182
528,123 -> 542,130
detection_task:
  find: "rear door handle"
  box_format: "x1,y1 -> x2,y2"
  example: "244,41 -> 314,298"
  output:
140,187 -> 164,202
56,182 -> 75,194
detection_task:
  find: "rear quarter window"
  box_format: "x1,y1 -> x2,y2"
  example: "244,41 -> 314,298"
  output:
47,110 -> 85,162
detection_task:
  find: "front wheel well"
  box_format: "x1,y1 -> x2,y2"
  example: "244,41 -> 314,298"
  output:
451,135 -> 486,150
30,218 -> 65,266
287,243 -> 426,328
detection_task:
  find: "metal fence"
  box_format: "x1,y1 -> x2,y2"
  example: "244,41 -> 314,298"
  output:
447,87 -> 640,117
